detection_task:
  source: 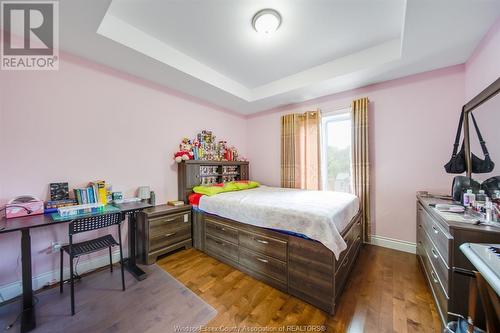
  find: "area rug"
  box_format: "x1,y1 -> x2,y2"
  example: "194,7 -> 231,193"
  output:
0,264 -> 216,332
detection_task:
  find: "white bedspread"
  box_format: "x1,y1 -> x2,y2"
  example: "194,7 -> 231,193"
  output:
198,186 -> 359,259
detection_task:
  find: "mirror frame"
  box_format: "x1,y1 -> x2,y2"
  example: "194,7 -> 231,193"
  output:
463,77 -> 500,177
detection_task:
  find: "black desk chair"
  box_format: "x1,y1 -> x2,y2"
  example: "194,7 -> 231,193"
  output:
59,212 -> 125,315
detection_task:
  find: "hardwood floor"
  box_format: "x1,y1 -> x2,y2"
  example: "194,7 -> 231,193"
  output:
158,244 -> 442,333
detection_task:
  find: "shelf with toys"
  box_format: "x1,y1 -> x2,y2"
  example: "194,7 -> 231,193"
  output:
175,130 -> 249,197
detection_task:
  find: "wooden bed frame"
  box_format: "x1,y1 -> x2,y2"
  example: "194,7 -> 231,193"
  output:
178,160 -> 363,314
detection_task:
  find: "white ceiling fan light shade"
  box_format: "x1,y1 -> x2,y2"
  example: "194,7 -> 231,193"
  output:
252,9 -> 282,34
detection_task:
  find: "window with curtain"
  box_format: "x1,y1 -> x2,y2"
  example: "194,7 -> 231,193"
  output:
321,109 -> 352,192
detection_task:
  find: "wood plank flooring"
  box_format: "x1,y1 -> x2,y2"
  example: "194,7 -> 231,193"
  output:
158,244 -> 442,333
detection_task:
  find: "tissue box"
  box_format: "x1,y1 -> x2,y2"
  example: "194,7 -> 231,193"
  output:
6,199 -> 44,219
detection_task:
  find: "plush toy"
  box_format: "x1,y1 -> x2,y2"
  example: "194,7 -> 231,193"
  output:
174,150 -> 193,163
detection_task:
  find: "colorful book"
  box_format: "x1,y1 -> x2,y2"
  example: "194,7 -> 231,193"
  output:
81,189 -> 88,204
90,181 -> 107,204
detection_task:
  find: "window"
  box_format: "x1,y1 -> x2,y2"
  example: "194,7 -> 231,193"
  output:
321,109 -> 352,192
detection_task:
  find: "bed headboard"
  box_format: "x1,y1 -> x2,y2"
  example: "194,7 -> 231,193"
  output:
177,160 -> 250,202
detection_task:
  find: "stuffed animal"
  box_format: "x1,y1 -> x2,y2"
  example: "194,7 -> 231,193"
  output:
174,150 -> 193,163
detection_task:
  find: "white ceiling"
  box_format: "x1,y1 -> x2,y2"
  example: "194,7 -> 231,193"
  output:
106,0 -> 405,88
53,0 -> 500,114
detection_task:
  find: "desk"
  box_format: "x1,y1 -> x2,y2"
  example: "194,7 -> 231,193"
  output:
0,201 -> 152,333
113,202 -> 152,281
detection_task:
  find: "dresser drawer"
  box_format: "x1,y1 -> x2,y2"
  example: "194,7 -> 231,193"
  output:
206,234 -> 238,263
150,225 -> 191,251
419,242 -> 449,323
418,223 -> 449,294
239,230 -> 287,261
239,248 -> 287,283
418,205 -> 451,264
206,219 -> 238,244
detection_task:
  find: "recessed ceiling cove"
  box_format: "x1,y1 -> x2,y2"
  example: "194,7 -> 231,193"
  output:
54,0 -> 500,114
98,0 -> 405,101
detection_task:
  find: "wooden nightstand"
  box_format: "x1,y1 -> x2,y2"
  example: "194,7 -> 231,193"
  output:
136,204 -> 192,264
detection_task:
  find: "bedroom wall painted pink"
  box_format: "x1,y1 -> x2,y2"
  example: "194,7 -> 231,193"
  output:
0,54 -> 247,286
246,65 -> 465,244
1,17 -> 499,292
465,17 -> 500,100
464,16 -> 500,183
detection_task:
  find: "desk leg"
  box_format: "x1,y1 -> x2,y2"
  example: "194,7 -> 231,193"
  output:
20,229 -> 36,333
124,212 -> 147,281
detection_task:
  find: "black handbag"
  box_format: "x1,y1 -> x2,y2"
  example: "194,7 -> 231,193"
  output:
469,113 -> 495,173
444,110 -> 495,174
444,110 -> 467,174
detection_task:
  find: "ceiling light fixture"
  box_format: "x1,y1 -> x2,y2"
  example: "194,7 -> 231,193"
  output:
252,9 -> 281,34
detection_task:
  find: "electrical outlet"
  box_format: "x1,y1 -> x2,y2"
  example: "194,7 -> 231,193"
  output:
51,241 -> 62,253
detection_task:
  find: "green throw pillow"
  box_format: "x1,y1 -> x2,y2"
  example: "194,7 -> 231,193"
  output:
192,185 -> 225,196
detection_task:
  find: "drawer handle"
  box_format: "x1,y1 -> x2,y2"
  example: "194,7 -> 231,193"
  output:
164,218 -> 177,222
432,225 -> 439,234
254,238 -> 269,244
214,239 -> 225,246
215,225 -> 226,231
431,248 -> 439,259
431,271 -> 439,284
256,257 -> 269,263
418,241 -> 422,245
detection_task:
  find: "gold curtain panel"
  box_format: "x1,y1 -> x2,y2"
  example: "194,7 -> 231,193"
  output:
352,97 -> 371,242
281,111 -> 321,190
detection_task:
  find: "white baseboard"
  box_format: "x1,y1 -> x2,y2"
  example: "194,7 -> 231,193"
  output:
370,235 -> 416,254
0,250 -> 122,303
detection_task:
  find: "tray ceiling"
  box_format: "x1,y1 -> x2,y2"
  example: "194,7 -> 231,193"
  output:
51,0 -> 500,114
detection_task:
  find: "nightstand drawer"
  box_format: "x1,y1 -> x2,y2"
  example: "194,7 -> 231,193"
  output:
150,225 -> 191,251
239,230 -> 287,261
150,212 -> 190,228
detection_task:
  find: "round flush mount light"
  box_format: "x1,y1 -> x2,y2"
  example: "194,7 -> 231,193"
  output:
252,9 -> 282,34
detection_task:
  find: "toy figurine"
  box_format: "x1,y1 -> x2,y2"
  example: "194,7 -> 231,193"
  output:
173,131 -> 240,163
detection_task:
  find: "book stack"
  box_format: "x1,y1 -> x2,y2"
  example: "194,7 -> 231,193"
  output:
46,199 -> 77,209
74,181 -> 108,205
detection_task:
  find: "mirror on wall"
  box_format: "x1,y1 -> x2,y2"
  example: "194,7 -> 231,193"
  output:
468,86 -> 500,182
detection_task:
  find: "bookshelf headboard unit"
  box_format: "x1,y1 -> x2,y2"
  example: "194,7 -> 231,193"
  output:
177,160 -> 249,202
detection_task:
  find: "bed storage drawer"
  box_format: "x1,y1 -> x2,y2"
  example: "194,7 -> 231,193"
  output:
334,232 -> 361,297
336,219 -> 362,271
198,211 -> 363,316
239,230 -> 287,261
239,248 -> 287,283
206,218 -> 238,244
288,236 -> 334,313
206,234 -> 238,263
